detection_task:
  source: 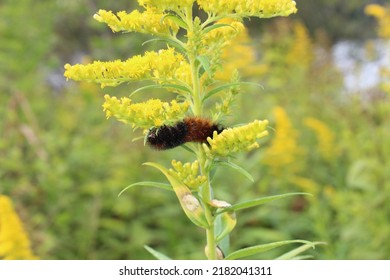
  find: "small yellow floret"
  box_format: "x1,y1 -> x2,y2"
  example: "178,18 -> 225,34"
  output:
204,120 -> 269,157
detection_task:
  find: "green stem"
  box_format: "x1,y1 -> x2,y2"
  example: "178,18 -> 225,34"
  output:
198,148 -> 217,260
184,7 -> 216,259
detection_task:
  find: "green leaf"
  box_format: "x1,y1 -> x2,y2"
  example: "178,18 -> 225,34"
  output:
203,82 -> 263,102
143,162 -> 209,228
291,255 -> 314,260
196,55 -> 212,77
144,245 -> 172,260
180,144 -> 197,155
215,211 -> 236,243
118,181 -> 173,197
214,160 -> 254,182
161,14 -> 188,30
129,83 -> 191,97
224,240 -> 314,260
215,218 -> 230,256
203,23 -> 234,34
219,192 -> 311,213
142,37 -> 186,53
275,242 -> 326,260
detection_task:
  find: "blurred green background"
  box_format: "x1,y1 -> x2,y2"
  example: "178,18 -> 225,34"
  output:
1,0 -> 389,259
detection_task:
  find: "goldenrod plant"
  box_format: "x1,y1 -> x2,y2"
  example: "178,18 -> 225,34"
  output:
64,0 -> 320,259
0,195 -> 37,260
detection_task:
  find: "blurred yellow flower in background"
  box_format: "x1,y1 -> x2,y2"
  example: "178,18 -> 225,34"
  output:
286,21 -> 314,68
304,117 -> 336,161
262,106 -> 303,175
0,195 -> 37,260
365,4 -> 390,95
214,19 -> 269,81
365,4 -> 390,39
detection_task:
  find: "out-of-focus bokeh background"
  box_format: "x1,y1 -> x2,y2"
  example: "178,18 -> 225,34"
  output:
1,0 -> 389,260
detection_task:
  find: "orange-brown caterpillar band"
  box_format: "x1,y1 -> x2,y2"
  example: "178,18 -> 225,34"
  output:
146,117 -> 224,150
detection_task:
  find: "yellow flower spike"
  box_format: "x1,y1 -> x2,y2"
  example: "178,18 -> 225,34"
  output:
203,19 -> 245,48
94,9 -> 179,36
102,95 -> 189,129
64,48 -> 187,88
365,4 -> 386,19
0,195 -> 37,260
197,0 -> 297,18
262,107 -> 303,174
138,0 -> 195,12
365,4 -> 390,39
204,120 -> 269,157
169,160 -> 207,190
286,21 -> 314,68
304,117 -> 336,161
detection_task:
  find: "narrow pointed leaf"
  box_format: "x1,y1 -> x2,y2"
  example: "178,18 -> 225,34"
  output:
225,240 -> 314,260
215,211 -> 237,243
118,181 -> 173,197
129,83 -> 191,97
196,55 -> 212,77
203,82 -> 263,101
180,144 -> 196,155
215,217 -> 230,256
143,162 -> 209,228
203,23 -> 234,34
275,241 -> 326,260
291,255 -> 314,260
214,160 -> 254,182
144,245 -> 172,260
219,192 -> 311,214
142,37 -> 186,53
161,14 -> 188,30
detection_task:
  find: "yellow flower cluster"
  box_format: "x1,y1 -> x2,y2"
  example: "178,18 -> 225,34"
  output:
365,4 -> 390,38
94,9 -> 179,36
304,117 -> 335,161
64,48 -> 188,88
169,160 -> 207,190
262,106 -> 302,174
214,20 -> 268,81
203,19 -> 245,48
204,120 -> 269,157
0,195 -> 37,260
138,0 -> 195,12
197,0 -> 297,18
286,21 -> 313,68
102,95 -> 189,129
